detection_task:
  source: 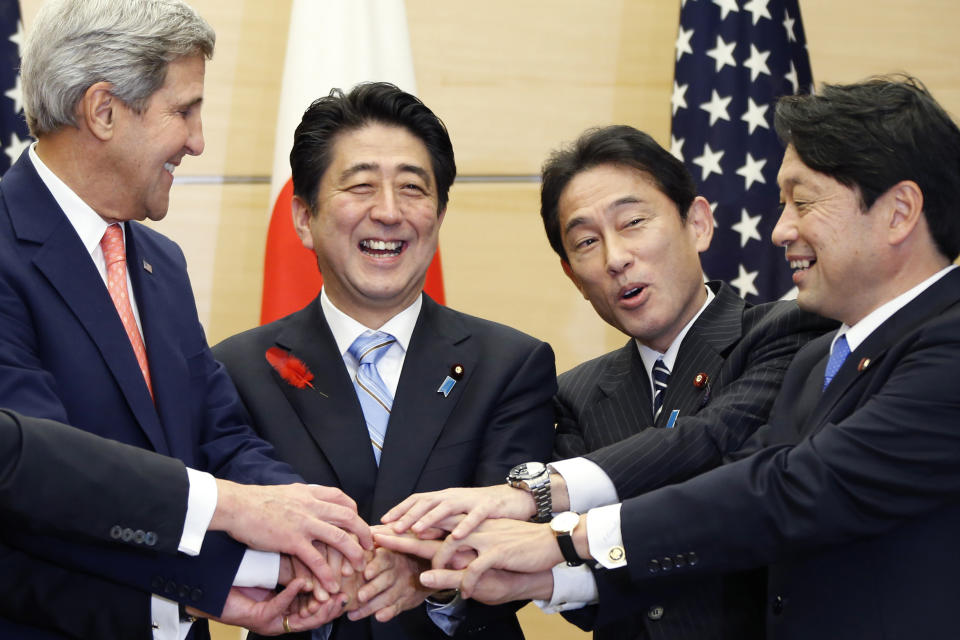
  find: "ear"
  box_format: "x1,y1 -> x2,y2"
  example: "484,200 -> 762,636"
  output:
561,259 -> 588,299
884,180 -> 924,247
79,82 -> 117,142
685,196 -> 715,253
290,195 -> 315,250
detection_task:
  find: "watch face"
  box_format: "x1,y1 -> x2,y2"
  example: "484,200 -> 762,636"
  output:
550,511 -> 580,533
510,461 -> 546,481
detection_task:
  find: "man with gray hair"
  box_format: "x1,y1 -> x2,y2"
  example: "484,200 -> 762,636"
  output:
0,1 -> 372,638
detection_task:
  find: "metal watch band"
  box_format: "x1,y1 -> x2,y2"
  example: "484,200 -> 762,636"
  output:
529,479 -> 552,523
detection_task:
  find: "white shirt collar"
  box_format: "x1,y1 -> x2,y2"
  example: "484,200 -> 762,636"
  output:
29,142 -> 114,257
636,285 -> 715,382
319,287 -> 422,358
832,265 -> 957,353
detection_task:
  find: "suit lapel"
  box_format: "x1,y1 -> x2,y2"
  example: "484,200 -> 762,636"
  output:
8,156 -> 169,454
660,282 -> 745,426
273,301 -> 378,514
808,269 -> 960,430
371,296 -> 476,519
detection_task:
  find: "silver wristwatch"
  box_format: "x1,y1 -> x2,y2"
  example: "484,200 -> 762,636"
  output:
506,461 -> 552,523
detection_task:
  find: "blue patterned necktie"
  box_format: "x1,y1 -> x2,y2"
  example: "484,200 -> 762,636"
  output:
822,335 -> 850,391
652,357 -> 671,419
348,331 -> 396,465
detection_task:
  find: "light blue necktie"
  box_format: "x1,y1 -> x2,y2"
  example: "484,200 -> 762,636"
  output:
822,335 -> 850,391
348,331 -> 396,465
652,357 -> 671,419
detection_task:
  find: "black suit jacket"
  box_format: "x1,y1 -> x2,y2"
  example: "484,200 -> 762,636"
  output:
601,268 -> 960,638
554,282 -> 835,640
213,294 -> 557,640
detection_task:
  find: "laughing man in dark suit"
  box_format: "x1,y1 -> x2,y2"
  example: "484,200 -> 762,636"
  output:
213,82 -> 556,640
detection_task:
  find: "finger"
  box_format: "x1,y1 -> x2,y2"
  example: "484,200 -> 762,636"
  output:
306,485 -> 359,512
374,603 -> 401,623
373,532 -> 441,560
451,508 -> 492,539
459,551 -> 501,599
362,548 -> 392,582
387,498 -> 439,533
262,578 -> 306,624
431,536 -> 473,570
294,542 -> 338,593
357,566 -> 394,603
419,569 -> 464,592
310,521 -> 369,570
289,592 -> 349,631
326,544 -> 345,586
410,503 -> 460,534
348,586 -> 399,621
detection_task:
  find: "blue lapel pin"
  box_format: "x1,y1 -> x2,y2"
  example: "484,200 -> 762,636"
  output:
437,363 -> 465,398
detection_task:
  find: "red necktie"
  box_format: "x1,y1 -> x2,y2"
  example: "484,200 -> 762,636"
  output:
100,224 -> 153,398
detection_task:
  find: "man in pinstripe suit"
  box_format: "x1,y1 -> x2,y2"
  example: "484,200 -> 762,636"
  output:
380,125 -> 833,639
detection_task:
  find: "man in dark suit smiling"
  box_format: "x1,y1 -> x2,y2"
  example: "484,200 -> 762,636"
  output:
214,82 -> 556,640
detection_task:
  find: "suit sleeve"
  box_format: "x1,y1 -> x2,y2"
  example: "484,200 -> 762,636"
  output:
0,410 -> 187,552
616,313 -> 960,586
583,306 -> 833,499
0,539 -> 152,639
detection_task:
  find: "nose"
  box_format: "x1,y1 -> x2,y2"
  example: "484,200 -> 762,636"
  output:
185,114 -> 205,157
604,235 -> 633,275
770,204 -> 797,248
369,188 -> 402,225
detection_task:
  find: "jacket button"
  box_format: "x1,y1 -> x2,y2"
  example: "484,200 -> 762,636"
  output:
179,585 -> 190,599
772,595 -> 785,615
121,527 -> 134,542
134,529 -> 146,544
674,554 -> 687,568
647,605 -> 664,621
151,576 -> 164,591
110,525 -> 123,540
165,580 -> 176,595
191,588 -> 203,602
145,531 -> 158,547
687,551 -> 698,566
647,559 -> 661,574
660,556 -> 674,572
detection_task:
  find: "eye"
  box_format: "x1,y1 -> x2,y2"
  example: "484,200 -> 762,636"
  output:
401,183 -> 426,194
347,183 -> 374,194
574,236 -> 597,250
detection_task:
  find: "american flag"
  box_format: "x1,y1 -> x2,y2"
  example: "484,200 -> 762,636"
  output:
0,0 -> 30,177
670,0 -> 812,301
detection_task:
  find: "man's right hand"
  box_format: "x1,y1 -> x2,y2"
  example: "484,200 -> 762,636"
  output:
380,484 -> 536,540
212,481 -> 373,592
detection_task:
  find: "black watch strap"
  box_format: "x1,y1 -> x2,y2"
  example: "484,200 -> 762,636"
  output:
557,532 -> 584,567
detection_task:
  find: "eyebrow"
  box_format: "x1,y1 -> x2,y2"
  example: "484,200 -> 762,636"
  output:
176,96 -> 203,110
562,196 -> 643,236
339,162 -> 433,186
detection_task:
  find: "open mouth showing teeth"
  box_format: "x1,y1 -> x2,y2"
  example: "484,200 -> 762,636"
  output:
164,162 -> 176,174
790,259 -> 815,271
360,239 -> 404,257
622,287 -> 643,300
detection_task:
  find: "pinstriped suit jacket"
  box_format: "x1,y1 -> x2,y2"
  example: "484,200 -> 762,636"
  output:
553,281 -> 835,640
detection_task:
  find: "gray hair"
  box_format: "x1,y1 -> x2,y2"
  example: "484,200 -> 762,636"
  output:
22,0 -> 215,137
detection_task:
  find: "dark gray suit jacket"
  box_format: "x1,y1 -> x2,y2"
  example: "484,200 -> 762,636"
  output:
214,293 -> 557,640
554,282 -> 835,640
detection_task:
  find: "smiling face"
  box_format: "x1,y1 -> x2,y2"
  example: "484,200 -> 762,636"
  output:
107,55 -> 206,221
292,123 -> 443,328
772,145 -> 886,325
559,163 -> 712,352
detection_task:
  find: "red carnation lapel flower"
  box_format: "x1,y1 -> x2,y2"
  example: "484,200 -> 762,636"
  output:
265,347 -> 315,389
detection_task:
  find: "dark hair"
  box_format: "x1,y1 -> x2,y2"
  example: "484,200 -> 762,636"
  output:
290,81 -> 456,214
775,74 -> 960,261
540,125 -> 697,261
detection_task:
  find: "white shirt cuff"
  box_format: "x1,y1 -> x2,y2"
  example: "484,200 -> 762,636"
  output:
179,468 -> 217,555
549,457 -> 618,512
151,595 -> 194,640
533,563 -> 597,613
586,503 -> 626,569
234,550 -> 281,588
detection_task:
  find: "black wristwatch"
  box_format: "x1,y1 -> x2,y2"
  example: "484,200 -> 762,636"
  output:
506,461 -> 552,523
550,511 -> 584,566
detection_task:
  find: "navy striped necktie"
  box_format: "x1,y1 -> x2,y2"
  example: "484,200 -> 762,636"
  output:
652,357 -> 671,419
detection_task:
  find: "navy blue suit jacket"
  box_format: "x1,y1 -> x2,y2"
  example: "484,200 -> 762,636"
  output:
594,268 -> 960,638
0,151 -> 300,638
